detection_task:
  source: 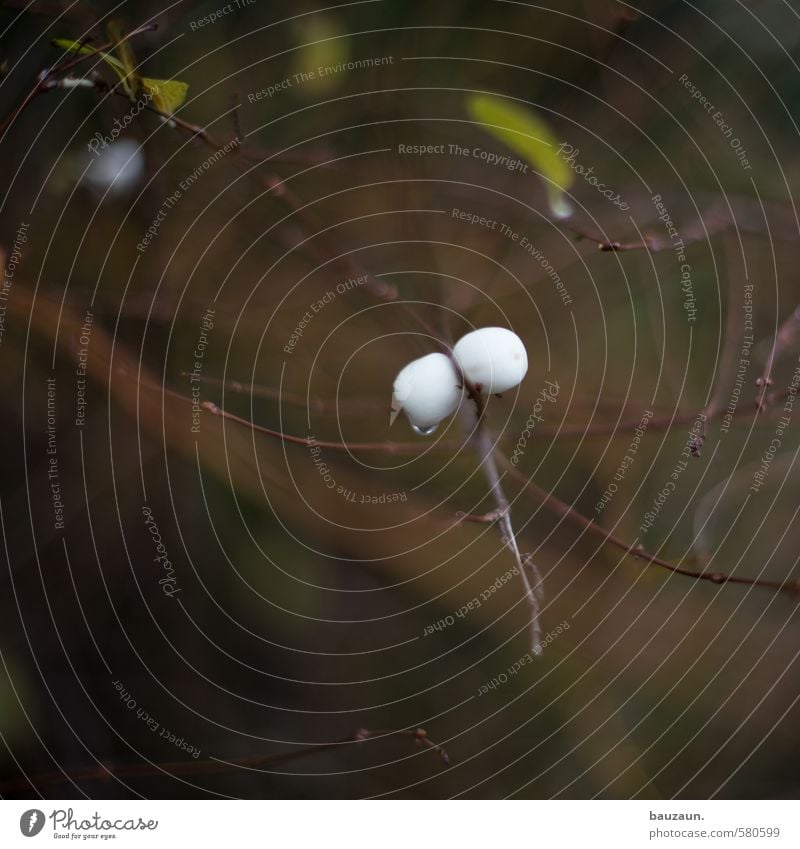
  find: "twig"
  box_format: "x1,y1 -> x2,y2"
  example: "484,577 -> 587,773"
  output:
356,727 -> 450,764
569,226 -> 653,252
179,372 -> 381,415
569,202 -> 729,253
229,90 -> 244,144
456,509 -> 505,524
499,456 -> 799,596
196,397 -> 453,455
0,30 -> 329,167
529,388 -> 793,440
0,24 -> 157,137
0,727 -> 448,793
756,304 -> 800,410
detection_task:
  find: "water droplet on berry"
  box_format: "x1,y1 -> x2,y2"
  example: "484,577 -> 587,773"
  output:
412,423 -> 438,436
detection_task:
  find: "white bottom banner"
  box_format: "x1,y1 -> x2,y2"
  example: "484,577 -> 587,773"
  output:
0,800 -> 796,848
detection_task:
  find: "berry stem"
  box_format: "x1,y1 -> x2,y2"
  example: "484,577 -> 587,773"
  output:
467,386 -> 544,654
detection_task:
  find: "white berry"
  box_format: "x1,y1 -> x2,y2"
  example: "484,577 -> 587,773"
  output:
453,327 -> 528,395
391,353 -> 462,434
85,139 -> 144,195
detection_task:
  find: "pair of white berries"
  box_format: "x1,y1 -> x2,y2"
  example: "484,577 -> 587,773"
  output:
391,327 -> 528,434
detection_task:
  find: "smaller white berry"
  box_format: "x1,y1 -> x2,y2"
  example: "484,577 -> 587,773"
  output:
391,353 -> 462,434
453,327 -> 528,395
85,139 -> 145,195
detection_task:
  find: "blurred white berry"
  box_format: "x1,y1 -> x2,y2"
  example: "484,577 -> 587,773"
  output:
391,352 -> 462,435
453,327 -> 528,395
84,139 -> 145,195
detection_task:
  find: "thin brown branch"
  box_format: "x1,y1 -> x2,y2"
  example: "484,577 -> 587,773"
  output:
569,203 -> 728,253
704,235 -> 750,423
229,90 -> 244,144
179,372 -> 382,415
191,395 -> 454,455
500,456 -> 799,596
0,23 -> 157,136
0,727 -> 448,793
756,304 -> 800,409
569,226 -> 653,252
530,388 -> 793,441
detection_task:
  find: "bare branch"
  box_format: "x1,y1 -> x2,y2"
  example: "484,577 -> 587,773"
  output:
500,456 -> 799,596
568,202 -> 729,253
0,727 -> 449,793
756,304 -> 800,410
530,388 -> 794,441
0,23 -> 161,137
180,372 -> 383,416
197,397 -> 446,455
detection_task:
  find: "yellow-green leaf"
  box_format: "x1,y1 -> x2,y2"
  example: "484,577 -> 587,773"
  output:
107,19 -> 141,97
142,78 -> 189,114
53,38 -> 133,89
467,93 -> 574,218
52,31 -> 188,116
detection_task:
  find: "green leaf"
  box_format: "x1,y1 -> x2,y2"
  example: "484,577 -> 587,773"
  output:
467,93 -> 573,218
141,78 -> 189,114
53,38 -> 131,87
52,30 -> 188,115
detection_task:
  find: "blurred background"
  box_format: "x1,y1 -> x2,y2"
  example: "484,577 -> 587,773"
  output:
0,0 -> 798,798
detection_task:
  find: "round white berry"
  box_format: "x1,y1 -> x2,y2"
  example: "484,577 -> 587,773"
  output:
453,327 -> 528,395
391,352 -> 462,434
84,139 -> 144,195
